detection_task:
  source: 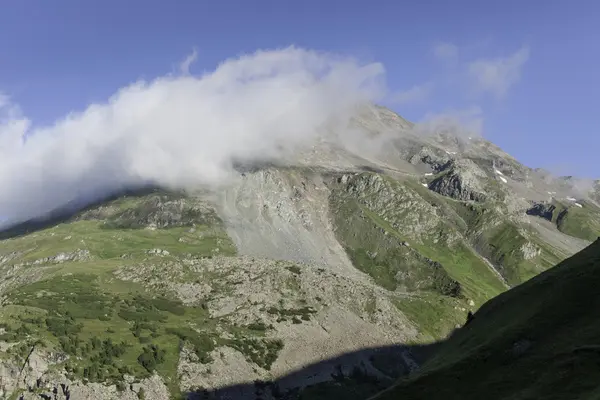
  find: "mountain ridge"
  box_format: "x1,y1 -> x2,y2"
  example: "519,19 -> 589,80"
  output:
1,104 -> 598,399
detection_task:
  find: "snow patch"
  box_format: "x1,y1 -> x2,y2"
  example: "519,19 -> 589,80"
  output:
567,197 -> 577,201
499,176 -> 507,184
421,183 -> 428,188
424,172 -> 433,176
494,169 -> 504,176
575,202 -> 583,208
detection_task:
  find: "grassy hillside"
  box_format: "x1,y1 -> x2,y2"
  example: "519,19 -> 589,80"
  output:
528,199 -> 600,242
372,238 -> 600,400
328,172 -> 507,341
555,201 -> 600,242
0,191 -> 278,397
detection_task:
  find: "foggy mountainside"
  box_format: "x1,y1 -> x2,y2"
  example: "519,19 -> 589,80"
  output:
1,48 -> 599,400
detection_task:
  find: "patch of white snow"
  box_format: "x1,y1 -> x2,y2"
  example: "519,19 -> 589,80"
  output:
499,176 -> 507,184
575,202 -> 583,208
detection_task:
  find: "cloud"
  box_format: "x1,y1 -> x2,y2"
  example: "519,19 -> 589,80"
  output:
414,106 -> 484,139
467,46 -> 530,98
433,42 -> 459,64
0,94 -> 30,155
392,82 -> 434,105
0,47 -> 386,225
179,47 -> 198,75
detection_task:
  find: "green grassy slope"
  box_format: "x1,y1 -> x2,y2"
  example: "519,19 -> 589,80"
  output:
328,173 -> 507,341
0,190 -> 281,397
528,199 -> 600,242
555,201 -> 600,242
372,238 -> 600,400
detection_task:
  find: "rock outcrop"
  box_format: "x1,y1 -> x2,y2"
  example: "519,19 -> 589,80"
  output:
428,160 -> 488,202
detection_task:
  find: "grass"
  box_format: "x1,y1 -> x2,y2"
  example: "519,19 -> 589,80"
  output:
373,238 -> 600,400
0,271 -> 285,396
328,178 -> 464,296
329,173 -> 505,305
413,241 -> 506,306
0,220 -> 235,263
0,190 -> 280,398
266,305 -> 317,323
442,195 -> 566,286
394,293 -> 466,343
555,201 -> 600,242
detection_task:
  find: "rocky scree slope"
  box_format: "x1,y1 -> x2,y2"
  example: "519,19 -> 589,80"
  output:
1,105 -> 599,399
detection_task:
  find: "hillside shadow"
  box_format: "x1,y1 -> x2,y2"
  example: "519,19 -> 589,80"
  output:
182,340 -> 444,400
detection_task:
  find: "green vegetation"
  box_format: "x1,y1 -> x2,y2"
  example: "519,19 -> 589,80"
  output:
395,294 -> 465,342
373,239 -> 600,400
0,190 -> 235,263
329,173 -> 505,306
0,270 -> 283,394
441,193 -> 565,286
285,265 -> 302,275
266,305 -> 317,323
527,200 -> 600,242
555,201 -> 600,242
100,192 -> 220,230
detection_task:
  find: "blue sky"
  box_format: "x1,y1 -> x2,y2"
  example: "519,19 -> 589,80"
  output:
0,0 -> 598,177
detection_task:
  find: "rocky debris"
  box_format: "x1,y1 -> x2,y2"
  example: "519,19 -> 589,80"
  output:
0,252 -> 22,266
147,248 -> 170,256
0,346 -> 169,400
3,250 -> 91,270
178,346 -> 259,396
215,168 -> 359,278
409,146 -> 451,172
520,242 -> 541,260
428,160 -> 488,202
32,250 -> 91,265
115,254 -> 417,396
336,173 -> 449,242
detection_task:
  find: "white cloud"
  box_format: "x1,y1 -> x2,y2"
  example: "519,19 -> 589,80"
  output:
468,46 -> 530,98
179,47 -> 198,75
415,106 -> 484,139
0,94 -> 30,156
0,47 -> 386,225
433,42 -> 459,64
392,82 -> 434,105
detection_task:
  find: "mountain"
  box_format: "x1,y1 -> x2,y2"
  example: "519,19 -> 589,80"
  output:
0,105 -> 598,399
371,237 -> 600,400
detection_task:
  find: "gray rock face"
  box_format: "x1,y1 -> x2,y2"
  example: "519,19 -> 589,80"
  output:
428,160 -> 488,202
0,343 -> 171,400
526,202 -> 557,222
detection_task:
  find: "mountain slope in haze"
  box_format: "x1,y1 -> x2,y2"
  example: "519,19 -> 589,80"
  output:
0,104 -> 599,399
372,237 -> 600,400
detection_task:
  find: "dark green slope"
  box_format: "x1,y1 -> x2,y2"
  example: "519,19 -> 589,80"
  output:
372,238 -> 600,400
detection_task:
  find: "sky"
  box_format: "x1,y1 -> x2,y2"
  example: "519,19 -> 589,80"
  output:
0,0 -> 598,222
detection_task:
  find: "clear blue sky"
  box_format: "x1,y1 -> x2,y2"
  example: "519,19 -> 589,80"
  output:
1,0 -> 598,177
